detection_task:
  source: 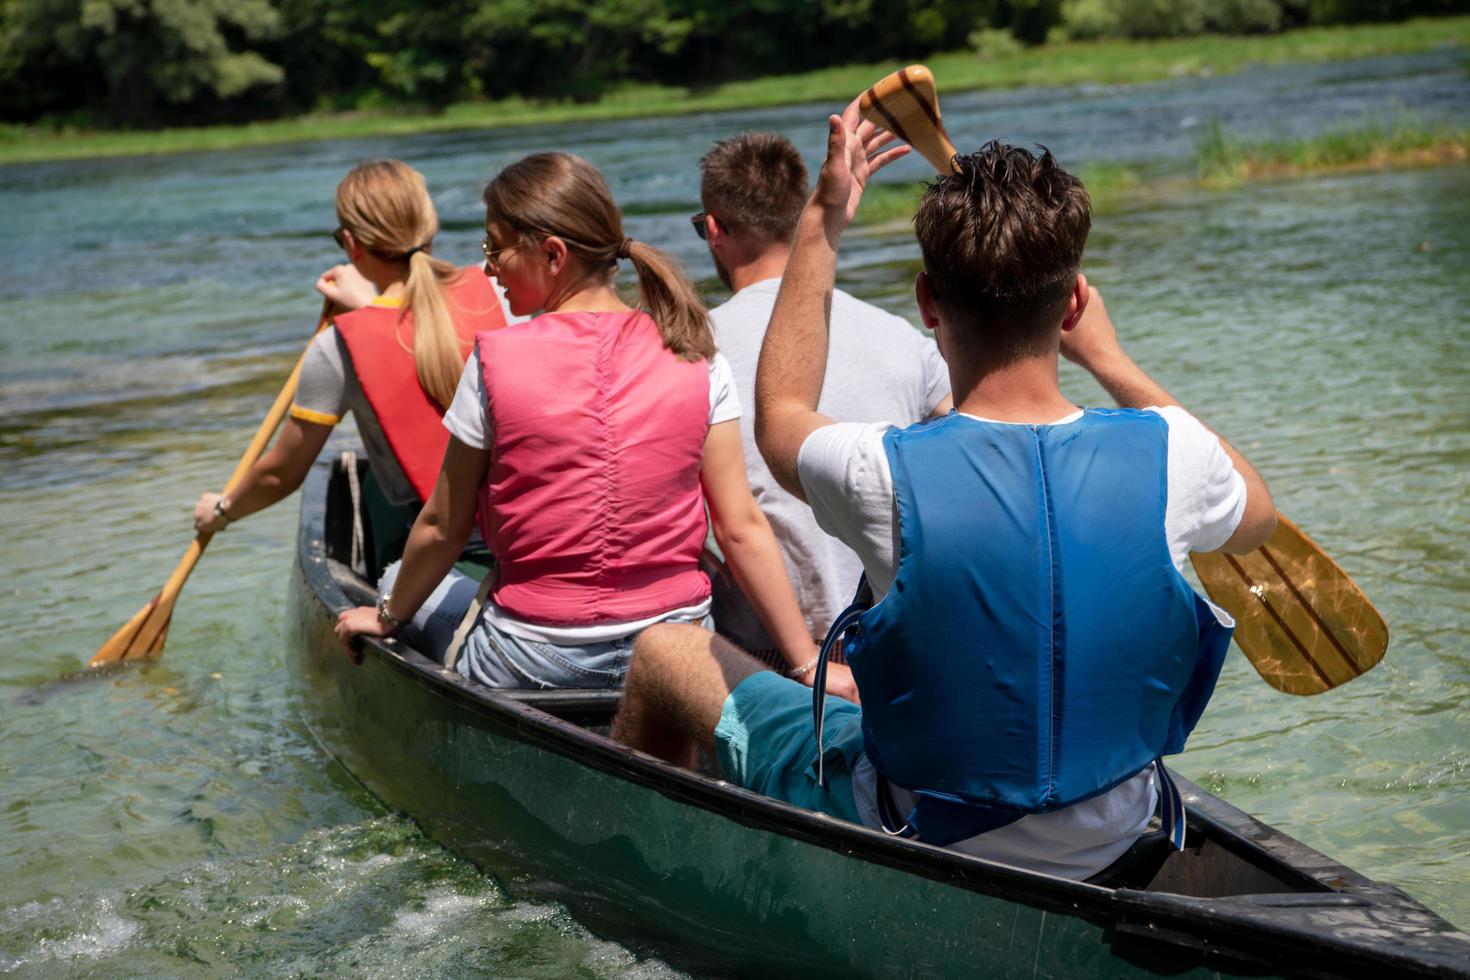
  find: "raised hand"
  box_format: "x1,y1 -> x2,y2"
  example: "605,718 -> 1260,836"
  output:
814,96 -> 911,230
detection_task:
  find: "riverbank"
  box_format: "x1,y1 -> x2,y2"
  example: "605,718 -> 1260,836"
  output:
855,118 -> 1470,227
2,16 -> 1467,166
1196,118 -> 1470,185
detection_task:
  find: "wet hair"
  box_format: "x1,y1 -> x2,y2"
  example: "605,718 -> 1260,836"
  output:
483,153 -> 714,362
698,132 -> 809,243
913,141 -> 1091,362
336,160 -> 464,409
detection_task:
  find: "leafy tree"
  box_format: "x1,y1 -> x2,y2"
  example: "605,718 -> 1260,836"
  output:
1310,0 -> 1461,22
2,0 -> 284,124
1,0 -> 1463,128
1003,0 -> 1065,44
466,0 -> 691,101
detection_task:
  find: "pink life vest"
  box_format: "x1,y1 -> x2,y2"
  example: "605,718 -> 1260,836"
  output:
334,267 -> 508,501
477,311 -> 712,626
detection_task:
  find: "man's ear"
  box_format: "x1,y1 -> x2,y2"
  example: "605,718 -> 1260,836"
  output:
1060,273 -> 1089,333
915,271 -> 942,331
704,213 -> 724,249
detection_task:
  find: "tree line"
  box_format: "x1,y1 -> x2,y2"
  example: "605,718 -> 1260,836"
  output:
0,0 -> 1457,128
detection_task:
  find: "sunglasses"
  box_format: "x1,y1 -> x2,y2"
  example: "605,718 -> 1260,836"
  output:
480,236 -> 521,271
332,226 -> 348,249
690,211 -> 717,241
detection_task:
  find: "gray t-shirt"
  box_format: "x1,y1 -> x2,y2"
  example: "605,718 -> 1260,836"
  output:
709,278 -> 950,648
291,323 -> 418,505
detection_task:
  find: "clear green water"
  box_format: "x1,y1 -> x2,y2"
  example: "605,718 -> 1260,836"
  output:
2,51 -> 1467,976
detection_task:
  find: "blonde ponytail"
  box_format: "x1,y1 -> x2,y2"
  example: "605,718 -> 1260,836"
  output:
336,159 -> 469,409
402,250 -> 465,409
483,152 -> 715,362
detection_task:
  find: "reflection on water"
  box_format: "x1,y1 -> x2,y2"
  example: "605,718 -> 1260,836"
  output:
1,48 -> 1467,975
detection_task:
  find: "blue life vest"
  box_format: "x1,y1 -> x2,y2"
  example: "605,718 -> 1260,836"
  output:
812,409 -> 1232,848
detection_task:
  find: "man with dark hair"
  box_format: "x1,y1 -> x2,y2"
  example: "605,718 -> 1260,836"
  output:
614,102 -> 1275,879
695,132 -> 950,686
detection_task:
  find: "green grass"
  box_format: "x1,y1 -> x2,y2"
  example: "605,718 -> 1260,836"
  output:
3,16 -> 1468,166
853,161 -> 1144,228
853,181 -> 929,228
851,116 -> 1467,229
1197,115 -> 1470,186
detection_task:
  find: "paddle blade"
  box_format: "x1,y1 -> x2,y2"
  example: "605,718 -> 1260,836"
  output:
859,65 -> 959,174
1191,515 -> 1388,696
89,594 -> 169,666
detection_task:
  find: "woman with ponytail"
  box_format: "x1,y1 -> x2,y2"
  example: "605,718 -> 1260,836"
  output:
194,160 -> 509,574
336,152 -> 854,702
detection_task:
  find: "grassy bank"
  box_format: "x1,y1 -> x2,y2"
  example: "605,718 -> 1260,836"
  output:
853,117 -> 1469,228
2,16 -> 1467,166
1196,117 -> 1470,185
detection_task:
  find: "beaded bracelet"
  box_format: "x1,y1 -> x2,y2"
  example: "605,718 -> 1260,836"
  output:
788,653 -> 822,679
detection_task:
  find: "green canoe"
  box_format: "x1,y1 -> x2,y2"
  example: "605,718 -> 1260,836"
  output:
288,452 -> 1470,978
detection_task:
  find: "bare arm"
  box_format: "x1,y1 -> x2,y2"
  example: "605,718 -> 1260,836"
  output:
756,98 -> 909,502
334,436 -> 487,644
701,421 -> 858,702
1060,288 -> 1276,553
194,417 -> 332,532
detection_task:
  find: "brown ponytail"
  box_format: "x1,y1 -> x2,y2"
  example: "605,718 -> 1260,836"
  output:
336,160 -> 466,409
483,153 -> 715,362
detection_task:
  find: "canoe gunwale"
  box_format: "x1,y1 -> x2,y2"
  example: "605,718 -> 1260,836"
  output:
293,452 -> 1470,979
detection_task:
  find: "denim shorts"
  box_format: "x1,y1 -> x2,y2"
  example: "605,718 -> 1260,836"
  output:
378,562 -> 711,690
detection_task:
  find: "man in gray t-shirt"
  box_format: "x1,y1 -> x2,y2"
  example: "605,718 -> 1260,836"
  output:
695,132 -> 951,651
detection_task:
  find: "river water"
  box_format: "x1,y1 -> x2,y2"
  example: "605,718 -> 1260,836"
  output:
2,48 -> 1467,976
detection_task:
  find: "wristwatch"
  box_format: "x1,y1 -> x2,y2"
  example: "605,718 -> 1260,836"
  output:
376,592 -> 406,633
213,497 -> 233,526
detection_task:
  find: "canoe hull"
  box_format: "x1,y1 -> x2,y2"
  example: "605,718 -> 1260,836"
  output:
288,457 -> 1470,979
289,567 -> 1230,979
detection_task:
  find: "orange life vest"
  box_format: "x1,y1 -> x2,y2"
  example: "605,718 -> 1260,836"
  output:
333,267 -> 508,501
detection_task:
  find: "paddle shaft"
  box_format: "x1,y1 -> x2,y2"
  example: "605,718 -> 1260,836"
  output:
89,302 -> 334,666
139,328 -> 321,627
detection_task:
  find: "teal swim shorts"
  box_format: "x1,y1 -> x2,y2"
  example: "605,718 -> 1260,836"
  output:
713,670 -> 864,824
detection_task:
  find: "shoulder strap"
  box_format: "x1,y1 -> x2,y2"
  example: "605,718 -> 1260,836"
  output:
812,574 -> 873,787
443,566 -> 497,673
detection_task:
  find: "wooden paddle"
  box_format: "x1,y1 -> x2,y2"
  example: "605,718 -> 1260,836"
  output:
88,302 -> 335,667
1190,520 -> 1387,695
859,65 -> 960,174
857,65 -> 1389,695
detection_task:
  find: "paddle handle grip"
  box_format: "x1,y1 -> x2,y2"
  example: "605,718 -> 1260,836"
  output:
859,65 -> 960,175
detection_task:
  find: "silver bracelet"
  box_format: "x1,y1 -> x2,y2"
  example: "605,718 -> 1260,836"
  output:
788,653 -> 822,679
376,592 -> 406,632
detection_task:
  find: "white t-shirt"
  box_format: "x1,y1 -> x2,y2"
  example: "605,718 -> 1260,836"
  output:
709,278 -> 951,648
796,406 -> 1246,880
441,348 -> 741,645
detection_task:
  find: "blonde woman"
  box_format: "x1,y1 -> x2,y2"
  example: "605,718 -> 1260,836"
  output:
194,160 -> 508,573
335,152 -> 857,701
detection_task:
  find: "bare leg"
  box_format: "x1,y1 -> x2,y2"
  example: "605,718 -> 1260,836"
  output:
612,623 -> 769,768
